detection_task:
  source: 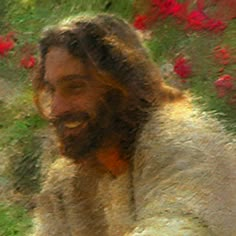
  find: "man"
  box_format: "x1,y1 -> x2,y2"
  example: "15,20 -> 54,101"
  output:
32,14 -> 236,236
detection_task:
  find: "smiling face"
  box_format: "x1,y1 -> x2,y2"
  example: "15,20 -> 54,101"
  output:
43,47 -> 121,159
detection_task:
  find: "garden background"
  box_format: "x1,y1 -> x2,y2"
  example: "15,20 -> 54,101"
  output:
0,0 -> 235,235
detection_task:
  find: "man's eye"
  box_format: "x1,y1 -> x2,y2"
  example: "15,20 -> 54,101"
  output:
68,84 -> 85,93
73,84 -> 82,90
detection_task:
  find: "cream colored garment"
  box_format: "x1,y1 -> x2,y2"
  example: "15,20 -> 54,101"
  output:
132,101 -> 236,235
32,158 -> 134,236
32,100 -> 236,236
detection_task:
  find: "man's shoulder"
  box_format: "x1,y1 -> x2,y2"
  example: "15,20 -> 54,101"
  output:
135,98 -> 236,168
143,98 -> 233,144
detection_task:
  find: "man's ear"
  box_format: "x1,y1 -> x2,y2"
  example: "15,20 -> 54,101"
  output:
34,85 -> 53,120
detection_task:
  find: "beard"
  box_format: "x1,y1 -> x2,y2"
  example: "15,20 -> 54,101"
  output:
52,95 -> 119,160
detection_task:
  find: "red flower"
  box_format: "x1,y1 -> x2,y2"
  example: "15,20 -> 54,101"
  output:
20,55 -> 36,69
187,10 -> 207,30
133,15 -> 148,30
152,0 -> 182,18
187,9 -> 227,32
214,46 -> 231,65
214,74 -> 234,89
174,56 -> 192,78
0,36 -> 15,56
214,74 -> 234,97
205,19 -> 227,32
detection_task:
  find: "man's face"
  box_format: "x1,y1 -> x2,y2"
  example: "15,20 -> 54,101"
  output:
43,47 -> 119,159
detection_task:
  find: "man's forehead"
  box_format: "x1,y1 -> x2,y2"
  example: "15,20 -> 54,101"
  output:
44,47 -> 88,82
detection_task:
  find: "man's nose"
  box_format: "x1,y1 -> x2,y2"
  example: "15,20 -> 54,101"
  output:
50,92 -> 73,118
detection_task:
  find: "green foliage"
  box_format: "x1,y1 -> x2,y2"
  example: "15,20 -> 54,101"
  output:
0,0 -> 10,27
2,114 -> 45,145
6,137 -> 42,194
5,0 -> 133,38
0,85 -> 46,195
145,20 -> 188,62
0,111 -> 45,194
0,203 -> 32,236
0,86 -> 46,146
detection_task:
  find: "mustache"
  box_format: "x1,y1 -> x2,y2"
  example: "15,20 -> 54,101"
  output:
50,112 -> 90,126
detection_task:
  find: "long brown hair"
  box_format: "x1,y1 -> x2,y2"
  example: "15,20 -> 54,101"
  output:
33,14 -> 183,158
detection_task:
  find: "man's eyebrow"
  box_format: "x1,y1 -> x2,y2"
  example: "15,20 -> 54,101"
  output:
44,74 -> 89,85
58,74 -> 89,83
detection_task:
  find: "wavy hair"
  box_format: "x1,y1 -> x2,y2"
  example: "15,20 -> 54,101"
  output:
33,14 -> 183,158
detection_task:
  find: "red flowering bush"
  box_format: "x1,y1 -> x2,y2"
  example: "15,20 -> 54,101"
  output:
214,74 -> 235,97
20,55 -> 36,69
205,19 -> 226,33
186,10 -> 207,30
214,46 -> 232,66
213,45 -> 236,104
0,33 -> 15,56
214,75 -> 234,97
0,33 -> 37,71
133,0 -> 231,33
186,10 -> 226,32
133,15 -> 149,30
152,0 -> 182,18
174,56 -> 192,80
133,0 -> 236,108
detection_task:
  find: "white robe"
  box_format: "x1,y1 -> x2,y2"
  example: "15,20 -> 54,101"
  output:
32,100 -> 236,236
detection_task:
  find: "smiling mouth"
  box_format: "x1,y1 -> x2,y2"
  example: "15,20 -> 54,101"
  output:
64,121 -> 84,129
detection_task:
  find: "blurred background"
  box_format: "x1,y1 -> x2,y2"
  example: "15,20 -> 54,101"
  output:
0,1 -> 235,235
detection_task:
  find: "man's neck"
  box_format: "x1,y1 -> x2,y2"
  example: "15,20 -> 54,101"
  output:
96,142 -> 129,177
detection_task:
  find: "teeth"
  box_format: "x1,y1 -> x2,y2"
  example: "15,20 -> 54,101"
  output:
64,121 -> 82,128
